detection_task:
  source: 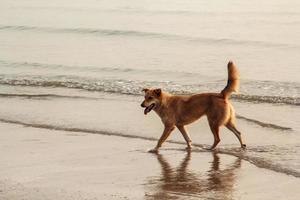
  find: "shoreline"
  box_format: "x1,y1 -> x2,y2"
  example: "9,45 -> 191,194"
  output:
0,117 -> 299,179
1,122 -> 300,200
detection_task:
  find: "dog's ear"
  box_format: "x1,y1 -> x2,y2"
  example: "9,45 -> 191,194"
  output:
154,88 -> 161,97
142,88 -> 149,93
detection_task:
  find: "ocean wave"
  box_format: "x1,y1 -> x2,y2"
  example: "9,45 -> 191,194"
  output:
0,75 -> 299,106
1,60 -> 300,101
233,94 -> 300,106
0,25 -> 298,49
0,60 -> 200,77
0,93 -> 98,100
0,117 -> 298,178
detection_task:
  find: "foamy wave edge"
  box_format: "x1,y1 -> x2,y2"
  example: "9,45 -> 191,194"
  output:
0,76 -> 299,106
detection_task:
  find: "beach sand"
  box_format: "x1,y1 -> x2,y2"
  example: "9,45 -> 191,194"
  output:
1,120 -> 299,200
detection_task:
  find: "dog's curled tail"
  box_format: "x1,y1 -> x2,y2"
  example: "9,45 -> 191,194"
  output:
221,61 -> 240,99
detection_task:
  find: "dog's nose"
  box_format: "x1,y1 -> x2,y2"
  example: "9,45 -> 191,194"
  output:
141,103 -> 145,107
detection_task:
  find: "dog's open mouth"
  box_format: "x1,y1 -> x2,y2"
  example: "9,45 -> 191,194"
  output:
144,103 -> 155,115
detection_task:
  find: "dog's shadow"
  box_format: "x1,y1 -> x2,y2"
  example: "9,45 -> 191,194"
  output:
145,151 -> 242,199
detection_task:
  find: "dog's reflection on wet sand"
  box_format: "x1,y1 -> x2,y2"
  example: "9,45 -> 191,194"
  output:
145,151 -> 242,199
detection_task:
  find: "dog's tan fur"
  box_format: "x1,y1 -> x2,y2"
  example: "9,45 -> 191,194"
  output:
141,61 -> 246,153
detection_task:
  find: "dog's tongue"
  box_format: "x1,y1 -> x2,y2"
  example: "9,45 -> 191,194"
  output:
144,107 -> 150,115
144,104 -> 154,115
144,108 -> 148,115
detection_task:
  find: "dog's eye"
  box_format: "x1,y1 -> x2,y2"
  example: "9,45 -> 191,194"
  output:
148,96 -> 153,100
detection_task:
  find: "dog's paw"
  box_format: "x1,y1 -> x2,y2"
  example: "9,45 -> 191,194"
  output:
185,146 -> 193,151
241,144 -> 247,149
148,148 -> 159,153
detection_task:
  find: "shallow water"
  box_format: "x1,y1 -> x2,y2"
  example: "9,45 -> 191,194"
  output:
0,0 -> 300,191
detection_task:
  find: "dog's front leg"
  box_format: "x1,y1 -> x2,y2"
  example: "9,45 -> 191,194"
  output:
148,125 -> 175,153
177,125 -> 192,150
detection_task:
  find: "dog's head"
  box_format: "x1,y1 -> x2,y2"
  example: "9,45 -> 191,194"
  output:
141,88 -> 162,115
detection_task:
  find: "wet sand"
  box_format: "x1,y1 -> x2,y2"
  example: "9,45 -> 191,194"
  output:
1,122 -> 299,200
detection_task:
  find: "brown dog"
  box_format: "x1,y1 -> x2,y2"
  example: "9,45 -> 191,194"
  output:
141,61 -> 246,153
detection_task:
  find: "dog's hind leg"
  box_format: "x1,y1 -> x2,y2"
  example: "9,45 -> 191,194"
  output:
176,125 -> 192,150
208,123 -> 220,150
226,122 -> 246,148
209,123 -> 220,150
